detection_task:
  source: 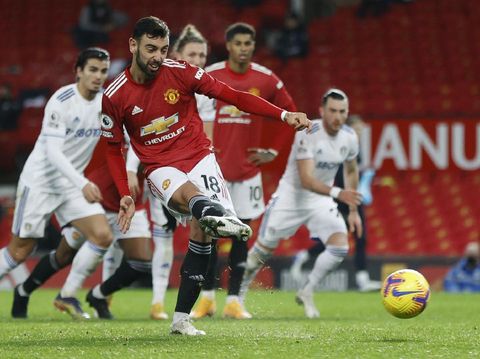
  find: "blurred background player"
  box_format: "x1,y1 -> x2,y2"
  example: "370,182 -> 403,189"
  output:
239,89 -> 362,318
101,16 -> 310,335
289,115 -> 381,292
191,22 -> 297,320
444,241 -> 480,292
54,136 -> 152,320
11,133 -> 152,319
0,48 -> 113,308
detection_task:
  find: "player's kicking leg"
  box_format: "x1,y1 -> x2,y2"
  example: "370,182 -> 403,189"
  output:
147,154 -> 252,335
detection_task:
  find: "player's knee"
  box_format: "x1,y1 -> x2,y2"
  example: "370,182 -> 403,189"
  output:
90,226 -> 113,248
7,239 -> 36,263
325,244 -> 349,260
326,232 -> 349,248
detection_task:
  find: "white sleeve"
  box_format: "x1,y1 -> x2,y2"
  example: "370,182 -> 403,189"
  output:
195,93 -> 216,122
123,128 -> 141,173
293,130 -> 314,161
346,132 -> 359,161
126,145 -> 141,173
43,98 -> 89,189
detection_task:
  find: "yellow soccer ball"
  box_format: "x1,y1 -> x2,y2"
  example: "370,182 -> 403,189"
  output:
381,269 -> 430,319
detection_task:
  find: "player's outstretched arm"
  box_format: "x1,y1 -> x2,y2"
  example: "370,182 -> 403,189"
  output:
215,84 -> 311,130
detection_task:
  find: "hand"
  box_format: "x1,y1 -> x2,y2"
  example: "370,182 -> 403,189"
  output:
127,171 -> 140,201
337,189 -> 363,208
247,148 -> 277,166
117,195 -> 135,233
284,112 -> 312,131
82,182 -> 103,203
347,210 -> 363,237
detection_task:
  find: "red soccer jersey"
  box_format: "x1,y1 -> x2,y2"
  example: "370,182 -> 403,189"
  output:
102,59 -> 286,197
207,61 -> 296,181
85,139 -> 145,212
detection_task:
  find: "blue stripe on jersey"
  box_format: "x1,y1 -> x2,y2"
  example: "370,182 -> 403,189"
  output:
57,88 -> 74,101
309,122 -> 320,134
259,196 -> 279,239
13,186 -> 30,236
59,92 -> 75,102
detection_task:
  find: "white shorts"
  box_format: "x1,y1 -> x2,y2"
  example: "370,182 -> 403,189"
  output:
146,153 -> 236,224
106,208 -> 151,240
12,179 -> 104,239
63,209 -> 151,250
258,192 -> 347,249
227,172 -> 265,220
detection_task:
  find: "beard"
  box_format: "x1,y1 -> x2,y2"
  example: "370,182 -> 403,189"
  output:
135,51 -> 160,79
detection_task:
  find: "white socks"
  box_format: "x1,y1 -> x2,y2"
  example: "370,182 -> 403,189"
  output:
0,247 -> 18,280
239,243 -> 272,301
303,245 -> 348,294
151,224 -> 173,305
102,243 -> 124,281
60,241 -> 107,298
200,289 -> 215,300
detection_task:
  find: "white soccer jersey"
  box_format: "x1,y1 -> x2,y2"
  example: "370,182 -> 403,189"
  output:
276,119 -> 359,207
20,84 -> 102,193
195,93 -> 215,122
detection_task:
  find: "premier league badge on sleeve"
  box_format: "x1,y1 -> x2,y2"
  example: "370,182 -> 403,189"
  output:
101,113 -> 114,129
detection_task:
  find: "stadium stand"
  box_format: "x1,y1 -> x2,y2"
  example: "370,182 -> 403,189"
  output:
0,0 -> 478,257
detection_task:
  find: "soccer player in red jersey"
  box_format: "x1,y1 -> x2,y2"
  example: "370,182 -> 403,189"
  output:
101,16 -> 311,335
191,22 -> 297,320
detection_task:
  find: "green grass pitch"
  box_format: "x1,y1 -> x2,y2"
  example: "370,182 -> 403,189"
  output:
0,289 -> 478,358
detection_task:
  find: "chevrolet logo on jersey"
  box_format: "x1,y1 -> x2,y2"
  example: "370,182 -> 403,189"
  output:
141,113 -> 179,136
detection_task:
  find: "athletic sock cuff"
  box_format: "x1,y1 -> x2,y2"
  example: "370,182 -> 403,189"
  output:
127,260 -> 152,273
188,240 -> 212,255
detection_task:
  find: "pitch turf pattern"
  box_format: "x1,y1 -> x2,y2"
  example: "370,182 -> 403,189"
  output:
0,290 -> 478,358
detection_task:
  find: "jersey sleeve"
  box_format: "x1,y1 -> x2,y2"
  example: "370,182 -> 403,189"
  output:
101,93 -> 130,197
293,130 -> 314,161
41,96 -> 90,189
270,72 -> 297,112
347,131 -> 360,161
42,96 -> 67,138
101,94 -> 124,143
